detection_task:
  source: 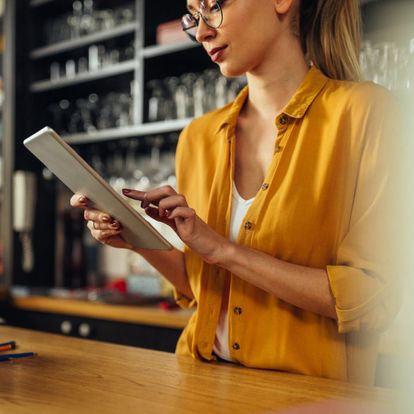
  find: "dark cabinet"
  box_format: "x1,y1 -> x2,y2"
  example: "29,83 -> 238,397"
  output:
5,307 -> 182,352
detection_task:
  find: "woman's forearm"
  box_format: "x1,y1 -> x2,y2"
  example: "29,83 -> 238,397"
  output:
133,247 -> 194,299
122,189 -> 335,318
214,241 -> 337,320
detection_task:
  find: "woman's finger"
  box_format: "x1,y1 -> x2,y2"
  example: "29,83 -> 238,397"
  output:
86,220 -> 121,240
144,206 -> 177,230
158,194 -> 188,217
83,208 -> 114,225
99,231 -> 123,246
97,229 -> 122,241
70,193 -> 88,208
168,206 -> 196,221
122,186 -> 177,208
86,214 -> 120,233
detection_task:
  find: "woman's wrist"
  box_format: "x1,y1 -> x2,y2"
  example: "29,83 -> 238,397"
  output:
202,236 -> 236,267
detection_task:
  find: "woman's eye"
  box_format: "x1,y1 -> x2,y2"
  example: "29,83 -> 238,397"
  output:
206,0 -> 221,13
210,4 -> 220,13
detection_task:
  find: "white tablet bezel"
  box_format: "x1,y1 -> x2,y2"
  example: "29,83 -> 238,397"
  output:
24,127 -> 172,251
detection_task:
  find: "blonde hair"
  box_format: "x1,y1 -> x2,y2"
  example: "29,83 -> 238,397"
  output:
298,0 -> 362,81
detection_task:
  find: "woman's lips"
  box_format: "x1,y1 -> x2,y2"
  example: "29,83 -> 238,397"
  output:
209,46 -> 227,62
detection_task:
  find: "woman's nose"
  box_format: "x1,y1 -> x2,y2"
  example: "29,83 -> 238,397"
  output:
195,18 -> 216,43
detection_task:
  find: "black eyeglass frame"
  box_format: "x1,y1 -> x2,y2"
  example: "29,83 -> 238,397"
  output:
181,0 -> 225,42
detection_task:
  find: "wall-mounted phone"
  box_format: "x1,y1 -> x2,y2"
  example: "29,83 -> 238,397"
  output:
13,171 -> 36,273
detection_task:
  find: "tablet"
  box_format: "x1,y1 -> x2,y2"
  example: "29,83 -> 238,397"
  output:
24,127 -> 172,250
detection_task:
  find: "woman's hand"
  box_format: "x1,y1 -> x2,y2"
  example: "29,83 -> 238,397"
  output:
122,186 -> 228,264
70,193 -> 133,250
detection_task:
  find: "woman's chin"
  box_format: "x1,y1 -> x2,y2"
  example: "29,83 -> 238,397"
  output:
218,63 -> 247,79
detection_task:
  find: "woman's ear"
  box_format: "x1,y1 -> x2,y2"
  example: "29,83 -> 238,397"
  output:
274,0 -> 295,15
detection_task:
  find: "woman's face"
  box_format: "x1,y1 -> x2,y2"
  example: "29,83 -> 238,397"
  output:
186,0 -> 292,77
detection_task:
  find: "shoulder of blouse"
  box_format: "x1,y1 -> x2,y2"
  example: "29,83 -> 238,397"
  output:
322,78 -> 399,112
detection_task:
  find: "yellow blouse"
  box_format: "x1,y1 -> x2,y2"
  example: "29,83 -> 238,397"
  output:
173,66 -> 406,384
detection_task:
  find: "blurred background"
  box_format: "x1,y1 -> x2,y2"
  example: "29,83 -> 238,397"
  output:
0,0 -> 412,402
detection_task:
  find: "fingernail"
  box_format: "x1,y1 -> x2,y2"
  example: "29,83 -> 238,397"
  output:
111,221 -> 120,228
79,196 -> 86,203
122,189 -> 131,194
102,216 -> 110,223
165,210 -> 171,218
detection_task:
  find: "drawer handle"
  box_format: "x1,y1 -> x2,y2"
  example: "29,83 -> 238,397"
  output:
78,323 -> 91,338
60,320 -> 72,335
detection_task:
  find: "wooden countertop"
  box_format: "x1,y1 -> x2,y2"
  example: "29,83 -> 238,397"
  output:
11,295 -> 193,329
0,326 -> 397,414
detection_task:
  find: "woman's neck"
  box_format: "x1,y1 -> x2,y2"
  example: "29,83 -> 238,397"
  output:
243,41 -> 310,122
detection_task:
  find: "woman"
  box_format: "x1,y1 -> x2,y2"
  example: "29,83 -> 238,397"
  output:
71,0 -> 405,384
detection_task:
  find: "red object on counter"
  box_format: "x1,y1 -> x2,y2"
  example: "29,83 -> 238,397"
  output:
106,279 -> 127,294
159,300 -> 179,310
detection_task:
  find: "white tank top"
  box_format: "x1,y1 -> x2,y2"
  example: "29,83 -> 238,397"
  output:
213,182 -> 255,362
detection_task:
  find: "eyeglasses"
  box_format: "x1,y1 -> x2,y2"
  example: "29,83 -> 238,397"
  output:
181,0 -> 224,42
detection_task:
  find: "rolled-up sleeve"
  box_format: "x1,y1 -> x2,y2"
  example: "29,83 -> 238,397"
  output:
172,247 -> 199,309
173,288 -> 197,309
326,89 -> 411,334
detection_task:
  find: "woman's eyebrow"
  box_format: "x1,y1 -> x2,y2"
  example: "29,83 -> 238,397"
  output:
187,1 -> 202,13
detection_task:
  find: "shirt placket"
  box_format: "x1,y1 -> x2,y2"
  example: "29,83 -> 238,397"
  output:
196,123 -> 235,360
254,112 -> 294,210
227,113 -> 293,361
226,123 -> 245,359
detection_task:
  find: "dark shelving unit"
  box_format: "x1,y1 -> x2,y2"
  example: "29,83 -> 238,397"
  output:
30,0 -> 56,7
64,118 -> 191,144
30,22 -> 137,59
25,0 -> 207,145
142,41 -> 199,58
30,59 -> 137,92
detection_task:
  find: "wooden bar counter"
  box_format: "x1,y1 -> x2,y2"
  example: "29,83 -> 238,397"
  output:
4,295 -> 193,354
0,326 -> 398,414
11,295 -> 192,329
